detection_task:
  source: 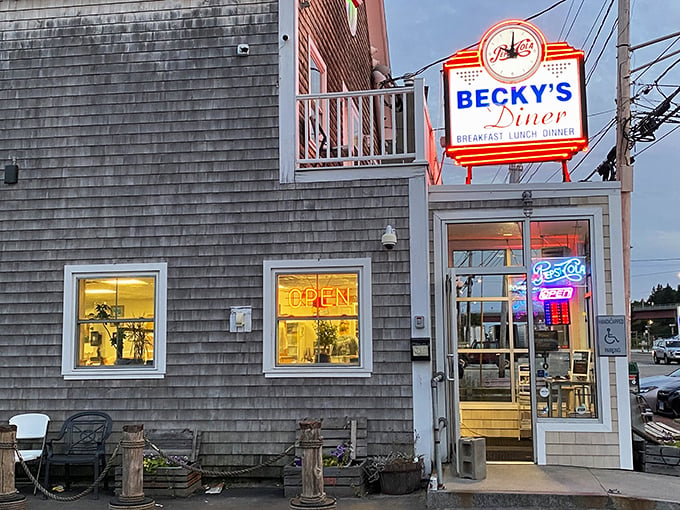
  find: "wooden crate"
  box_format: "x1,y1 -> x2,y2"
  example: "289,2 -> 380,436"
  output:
115,466 -> 202,498
643,444 -> 680,476
283,460 -> 367,498
284,417 -> 368,497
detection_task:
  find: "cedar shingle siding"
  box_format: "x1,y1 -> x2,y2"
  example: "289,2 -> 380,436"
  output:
0,0 -> 414,472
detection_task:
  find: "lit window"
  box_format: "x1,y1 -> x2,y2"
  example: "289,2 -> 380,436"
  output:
263,259 -> 372,377
62,263 -> 167,379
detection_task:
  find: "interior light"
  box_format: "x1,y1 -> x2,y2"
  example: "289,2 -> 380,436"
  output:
100,279 -> 148,285
85,289 -> 116,295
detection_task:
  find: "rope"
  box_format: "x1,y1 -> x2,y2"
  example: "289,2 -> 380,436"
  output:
15,440 -> 122,502
144,437 -> 296,477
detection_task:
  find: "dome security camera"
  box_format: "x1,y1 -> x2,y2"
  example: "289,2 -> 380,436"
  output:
381,225 -> 397,250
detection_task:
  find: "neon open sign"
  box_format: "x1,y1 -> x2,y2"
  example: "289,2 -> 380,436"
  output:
532,257 -> 586,287
288,287 -> 352,308
538,287 -> 574,300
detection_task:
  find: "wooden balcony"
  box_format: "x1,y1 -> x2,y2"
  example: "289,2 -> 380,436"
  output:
296,79 -> 440,184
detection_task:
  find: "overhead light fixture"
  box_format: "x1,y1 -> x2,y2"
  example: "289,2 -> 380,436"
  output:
522,191 -> 533,217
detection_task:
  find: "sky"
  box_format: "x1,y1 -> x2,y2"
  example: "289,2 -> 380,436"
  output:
385,0 -> 680,302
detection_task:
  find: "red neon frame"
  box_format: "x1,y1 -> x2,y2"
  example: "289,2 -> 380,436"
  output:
443,31 -> 588,172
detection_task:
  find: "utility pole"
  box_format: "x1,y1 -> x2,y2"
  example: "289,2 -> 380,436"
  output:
616,0 -> 632,352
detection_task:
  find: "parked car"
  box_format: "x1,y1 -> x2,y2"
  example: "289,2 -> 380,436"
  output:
459,341 -> 510,369
655,379 -> 680,417
652,337 -> 680,364
639,367 -> 680,412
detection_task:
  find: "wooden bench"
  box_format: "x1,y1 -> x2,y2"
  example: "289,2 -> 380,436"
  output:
115,428 -> 202,498
284,417 -> 368,497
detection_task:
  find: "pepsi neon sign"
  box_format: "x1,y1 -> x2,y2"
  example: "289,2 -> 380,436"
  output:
532,257 -> 586,287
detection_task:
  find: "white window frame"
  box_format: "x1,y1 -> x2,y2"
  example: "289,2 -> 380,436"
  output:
61,263 -> 168,380
263,258 -> 373,378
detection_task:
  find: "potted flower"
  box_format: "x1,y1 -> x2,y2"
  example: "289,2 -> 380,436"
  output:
283,441 -> 368,497
365,451 -> 423,495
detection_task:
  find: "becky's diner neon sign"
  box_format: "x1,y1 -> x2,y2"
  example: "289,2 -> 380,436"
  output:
443,19 -> 588,175
532,257 -> 586,287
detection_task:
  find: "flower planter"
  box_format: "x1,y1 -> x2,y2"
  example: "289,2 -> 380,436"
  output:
642,444 -> 680,476
379,460 -> 422,495
114,465 -> 202,497
283,460 -> 367,498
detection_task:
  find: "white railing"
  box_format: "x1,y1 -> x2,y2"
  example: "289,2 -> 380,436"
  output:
296,78 -> 438,179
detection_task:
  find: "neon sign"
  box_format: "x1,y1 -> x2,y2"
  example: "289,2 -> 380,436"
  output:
288,287 -> 351,308
538,287 -> 574,300
532,257 -> 586,287
442,19 -> 588,175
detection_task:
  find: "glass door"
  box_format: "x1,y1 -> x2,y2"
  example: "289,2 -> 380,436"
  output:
446,221 -> 534,462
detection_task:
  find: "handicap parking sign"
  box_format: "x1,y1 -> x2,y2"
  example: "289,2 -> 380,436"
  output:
596,315 -> 626,357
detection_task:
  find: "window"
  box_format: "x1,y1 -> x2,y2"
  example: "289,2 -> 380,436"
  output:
263,259 -> 372,377
62,263 -> 167,379
307,38 -> 328,154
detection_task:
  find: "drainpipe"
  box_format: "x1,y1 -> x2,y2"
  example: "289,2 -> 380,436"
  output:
431,371 -> 447,489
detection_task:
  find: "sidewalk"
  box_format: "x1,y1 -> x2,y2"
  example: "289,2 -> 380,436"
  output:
14,484 -> 427,510
431,463 -> 680,509
11,463 -> 680,510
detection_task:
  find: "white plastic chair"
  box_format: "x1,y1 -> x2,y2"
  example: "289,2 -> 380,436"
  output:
9,413 -> 50,494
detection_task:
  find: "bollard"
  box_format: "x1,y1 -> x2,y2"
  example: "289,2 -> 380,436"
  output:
289,420 -> 336,510
109,425 -> 154,510
0,425 -> 25,510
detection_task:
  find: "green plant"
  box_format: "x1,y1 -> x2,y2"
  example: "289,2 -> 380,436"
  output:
316,320 -> 338,352
126,322 -> 151,360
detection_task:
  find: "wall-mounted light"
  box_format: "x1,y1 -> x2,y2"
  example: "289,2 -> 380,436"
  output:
381,225 -> 397,250
522,190 -> 533,217
4,162 -> 19,185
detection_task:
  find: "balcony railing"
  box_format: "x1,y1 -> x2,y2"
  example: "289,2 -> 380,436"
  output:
296,79 -> 439,182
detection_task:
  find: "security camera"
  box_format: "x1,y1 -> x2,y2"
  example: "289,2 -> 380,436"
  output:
237,43 -> 250,56
381,225 -> 397,250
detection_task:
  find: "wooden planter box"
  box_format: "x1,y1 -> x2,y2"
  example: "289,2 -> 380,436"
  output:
114,466 -> 202,498
379,460 -> 423,495
642,444 -> 680,476
283,460 -> 367,498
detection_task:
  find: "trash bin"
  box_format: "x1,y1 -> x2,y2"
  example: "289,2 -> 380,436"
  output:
629,362 -> 639,393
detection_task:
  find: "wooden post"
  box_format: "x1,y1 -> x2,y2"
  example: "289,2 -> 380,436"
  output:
109,425 -> 154,510
0,425 -> 25,510
289,420 -> 336,510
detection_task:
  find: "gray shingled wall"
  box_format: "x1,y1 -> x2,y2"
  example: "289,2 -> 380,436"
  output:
0,0 -> 415,474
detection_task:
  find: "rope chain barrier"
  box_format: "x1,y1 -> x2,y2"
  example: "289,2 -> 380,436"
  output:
12,440 -> 122,502
144,437 -> 296,477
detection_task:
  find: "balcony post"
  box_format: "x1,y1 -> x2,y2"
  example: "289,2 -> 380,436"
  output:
414,78 -> 426,162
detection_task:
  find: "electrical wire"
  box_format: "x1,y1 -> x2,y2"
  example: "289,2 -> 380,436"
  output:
586,19 -> 618,84
583,0 -> 616,62
632,123 -> 680,157
579,0 -> 610,50
563,0 -> 586,40
387,0 -> 570,85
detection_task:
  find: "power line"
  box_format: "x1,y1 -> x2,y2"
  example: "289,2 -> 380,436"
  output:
632,257 -> 680,262
386,0 -> 570,85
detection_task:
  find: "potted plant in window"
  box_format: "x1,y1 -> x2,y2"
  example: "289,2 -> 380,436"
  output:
316,320 -> 337,363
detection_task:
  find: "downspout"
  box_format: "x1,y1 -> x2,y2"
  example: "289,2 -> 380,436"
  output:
431,371 -> 446,489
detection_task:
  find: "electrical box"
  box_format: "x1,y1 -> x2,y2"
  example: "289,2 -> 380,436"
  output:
229,306 -> 252,333
410,338 -> 431,361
